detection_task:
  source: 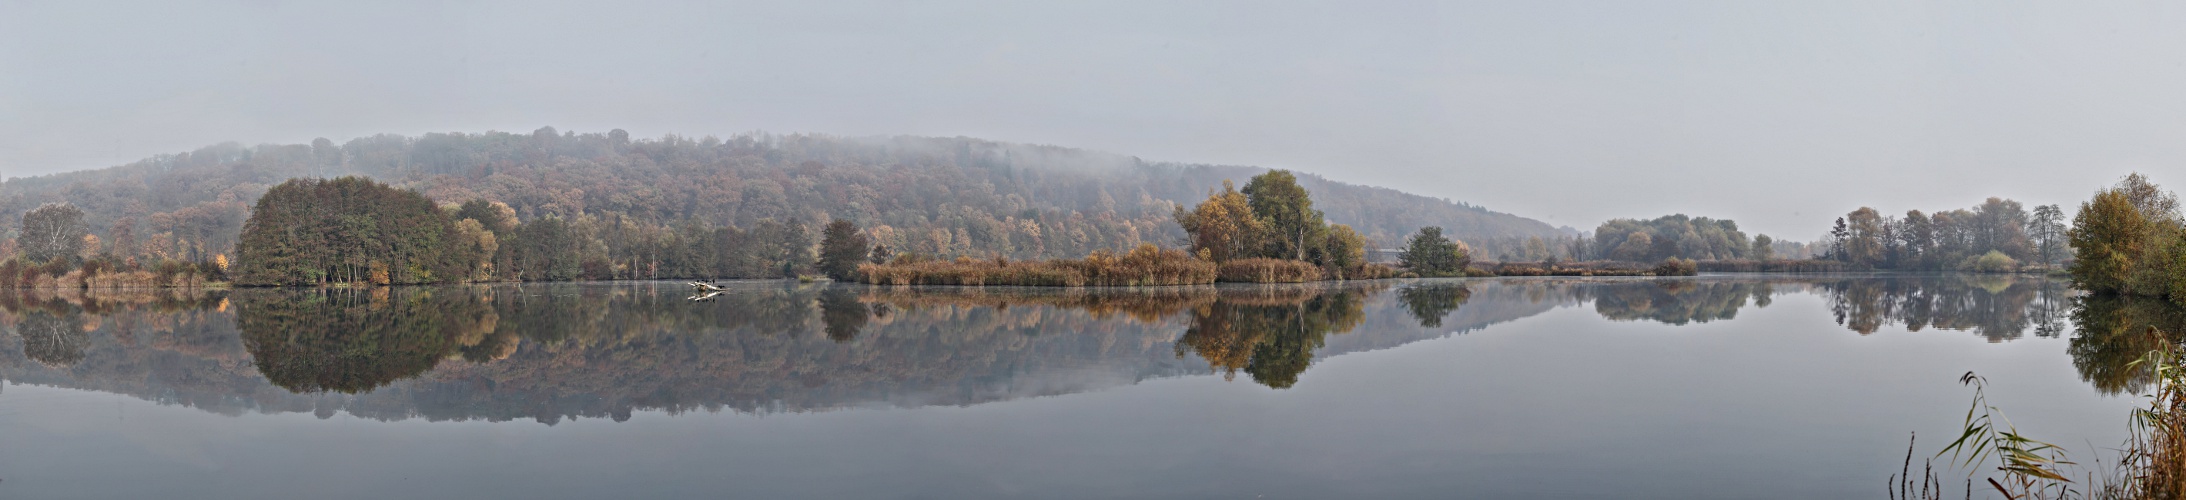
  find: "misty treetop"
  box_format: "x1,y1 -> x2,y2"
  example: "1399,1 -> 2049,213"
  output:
0,129 -> 1564,265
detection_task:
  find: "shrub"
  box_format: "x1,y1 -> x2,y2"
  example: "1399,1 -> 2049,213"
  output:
1651,258 -> 1698,276
1960,250 -> 2018,273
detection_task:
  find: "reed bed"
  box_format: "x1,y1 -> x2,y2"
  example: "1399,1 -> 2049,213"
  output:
1893,342 -> 2186,499
1216,258 -> 1324,283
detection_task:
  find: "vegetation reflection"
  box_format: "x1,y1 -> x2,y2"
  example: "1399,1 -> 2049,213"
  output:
236,287 -> 495,393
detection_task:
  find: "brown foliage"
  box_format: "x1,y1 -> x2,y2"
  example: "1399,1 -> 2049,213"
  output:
1217,258 -> 1325,283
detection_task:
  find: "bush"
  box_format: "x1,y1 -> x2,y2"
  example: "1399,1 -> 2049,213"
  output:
1960,250 -> 2019,273
1651,258 -> 1698,276
1217,258 -> 1324,283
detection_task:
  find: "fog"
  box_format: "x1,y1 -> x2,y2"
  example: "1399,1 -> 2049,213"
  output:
5,1 -> 2185,237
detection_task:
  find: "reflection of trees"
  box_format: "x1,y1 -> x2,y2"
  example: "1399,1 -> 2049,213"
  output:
17,305 -> 88,367
1173,285 -> 1370,388
819,289 -> 869,343
2067,295 -> 2186,395
236,288 -> 494,393
1587,281 -> 1771,325
1816,276 -> 2068,341
1398,282 -> 1471,328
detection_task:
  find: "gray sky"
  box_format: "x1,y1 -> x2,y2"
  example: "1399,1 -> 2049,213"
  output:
5,1 -> 2185,238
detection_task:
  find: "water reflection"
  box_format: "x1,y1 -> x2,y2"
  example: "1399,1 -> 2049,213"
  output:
1812,276 -> 2071,340
1584,280 -> 1773,325
1174,285 -> 1378,388
0,275 -> 2145,423
2067,295 -> 2186,395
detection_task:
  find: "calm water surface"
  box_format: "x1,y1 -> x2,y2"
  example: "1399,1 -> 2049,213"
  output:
0,276 -> 2169,499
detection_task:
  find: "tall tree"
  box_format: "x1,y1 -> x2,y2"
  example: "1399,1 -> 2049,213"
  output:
1242,170 -> 1325,261
18,203 -> 88,265
1842,207 -> 1885,266
817,219 -> 870,281
2068,189 -> 2147,294
2029,204 -> 2066,267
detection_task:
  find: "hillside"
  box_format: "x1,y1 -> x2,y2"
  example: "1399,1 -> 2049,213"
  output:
0,129 -> 1562,261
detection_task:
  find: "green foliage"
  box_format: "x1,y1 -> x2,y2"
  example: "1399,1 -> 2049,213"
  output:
234,177 -> 467,285
1242,170 -> 1326,261
1399,226 -> 1469,277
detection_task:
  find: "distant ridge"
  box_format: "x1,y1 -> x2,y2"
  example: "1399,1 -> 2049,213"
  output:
0,129 -> 1564,259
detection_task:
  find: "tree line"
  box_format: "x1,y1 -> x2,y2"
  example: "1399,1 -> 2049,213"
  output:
1822,197 -> 2066,271
0,129 -> 1568,268
234,177 -> 816,285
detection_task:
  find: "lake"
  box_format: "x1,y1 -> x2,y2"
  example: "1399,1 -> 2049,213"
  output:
0,276 -> 2165,499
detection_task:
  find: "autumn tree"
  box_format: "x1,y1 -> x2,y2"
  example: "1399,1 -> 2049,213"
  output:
1174,180 -> 1265,262
18,203 -> 88,265
2029,204 -> 2066,267
1321,224 -> 1366,276
2068,189 -> 2148,294
817,219 -> 871,281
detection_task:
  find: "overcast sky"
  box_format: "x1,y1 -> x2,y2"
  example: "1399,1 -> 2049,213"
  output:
5,1 -> 2186,238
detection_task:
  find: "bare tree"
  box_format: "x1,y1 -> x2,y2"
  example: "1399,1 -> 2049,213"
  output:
18,203 -> 87,264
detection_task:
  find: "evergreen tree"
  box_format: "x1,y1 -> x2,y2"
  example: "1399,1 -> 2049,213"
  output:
817,219 -> 870,281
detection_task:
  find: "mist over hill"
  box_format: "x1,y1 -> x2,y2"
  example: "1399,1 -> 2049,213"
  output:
0,128 -> 1562,261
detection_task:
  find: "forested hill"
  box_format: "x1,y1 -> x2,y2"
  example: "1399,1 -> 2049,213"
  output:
0,128 -> 1561,261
